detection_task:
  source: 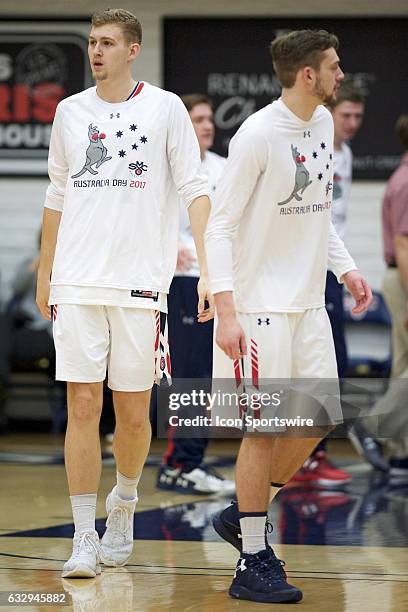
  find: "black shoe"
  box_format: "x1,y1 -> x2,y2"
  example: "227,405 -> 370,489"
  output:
348,422 -> 389,472
229,548 -> 302,603
212,501 -> 272,552
389,457 -> 408,481
156,465 -> 180,491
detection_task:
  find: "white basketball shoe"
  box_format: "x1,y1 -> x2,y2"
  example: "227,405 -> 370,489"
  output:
100,486 -> 137,567
62,530 -> 101,578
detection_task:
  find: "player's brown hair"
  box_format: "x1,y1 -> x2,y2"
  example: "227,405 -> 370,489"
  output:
181,94 -> 213,113
329,80 -> 365,109
91,8 -> 142,44
270,29 -> 339,88
396,115 -> 408,151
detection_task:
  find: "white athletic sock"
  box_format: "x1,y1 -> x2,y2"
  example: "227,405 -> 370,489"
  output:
70,493 -> 97,534
116,471 -> 141,501
240,515 -> 267,554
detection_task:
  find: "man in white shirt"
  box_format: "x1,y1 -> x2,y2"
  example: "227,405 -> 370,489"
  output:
290,82 -> 374,485
156,94 -> 235,496
36,9 -> 212,579
207,30 -> 372,603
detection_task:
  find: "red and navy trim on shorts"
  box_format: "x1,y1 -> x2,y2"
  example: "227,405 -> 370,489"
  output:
154,311 -> 172,385
251,338 -> 261,419
233,358 -> 247,420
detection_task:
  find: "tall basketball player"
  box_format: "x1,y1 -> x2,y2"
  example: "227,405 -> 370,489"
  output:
37,8 -> 212,578
207,30 -> 372,603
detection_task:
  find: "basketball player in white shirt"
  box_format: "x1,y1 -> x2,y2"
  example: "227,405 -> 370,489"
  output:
36,9 -> 213,578
291,82 -> 370,485
206,30 -> 372,603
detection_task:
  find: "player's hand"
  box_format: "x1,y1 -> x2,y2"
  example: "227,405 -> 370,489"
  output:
177,245 -> 195,272
216,313 -> 247,360
36,276 -> 51,321
343,270 -> 372,315
197,276 -> 214,323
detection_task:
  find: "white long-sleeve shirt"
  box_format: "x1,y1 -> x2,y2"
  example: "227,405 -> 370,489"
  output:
45,82 -> 209,309
205,99 -> 356,313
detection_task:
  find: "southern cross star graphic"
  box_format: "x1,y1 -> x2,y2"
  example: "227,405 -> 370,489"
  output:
116,130 -> 123,138
130,124 -> 137,131
140,135 -> 148,144
132,144 -> 138,150
320,142 -> 326,149
326,164 -> 330,170
318,172 -> 323,180
312,151 -> 318,159
118,150 -> 126,158
329,153 -> 333,160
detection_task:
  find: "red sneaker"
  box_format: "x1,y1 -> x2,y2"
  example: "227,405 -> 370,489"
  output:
280,488 -> 351,516
289,450 -> 352,487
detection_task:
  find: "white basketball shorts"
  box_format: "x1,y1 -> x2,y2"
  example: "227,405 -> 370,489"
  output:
52,304 -> 171,391
212,307 -> 342,430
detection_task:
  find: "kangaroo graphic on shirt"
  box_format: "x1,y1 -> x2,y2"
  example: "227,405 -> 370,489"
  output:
278,144 -> 312,205
71,124 -> 112,178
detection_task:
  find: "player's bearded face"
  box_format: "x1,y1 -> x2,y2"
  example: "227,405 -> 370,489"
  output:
313,74 -> 337,106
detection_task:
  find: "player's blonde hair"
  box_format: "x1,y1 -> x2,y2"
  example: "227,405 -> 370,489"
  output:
91,8 -> 142,44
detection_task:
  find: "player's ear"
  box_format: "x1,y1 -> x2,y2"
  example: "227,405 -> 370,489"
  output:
303,66 -> 314,82
129,42 -> 141,61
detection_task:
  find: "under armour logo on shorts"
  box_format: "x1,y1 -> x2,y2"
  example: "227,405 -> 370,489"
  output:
257,318 -> 270,326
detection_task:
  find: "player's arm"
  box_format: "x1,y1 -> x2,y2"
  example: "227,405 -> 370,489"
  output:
166,95 -> 213,321
327,221 -> 372,314
36,103 -> 68,320
188,195 -> 213,322
37,209 -> 62,320
206,127 -> 267,359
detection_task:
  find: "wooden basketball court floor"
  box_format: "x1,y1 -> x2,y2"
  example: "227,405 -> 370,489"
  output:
0,435 -> 407,611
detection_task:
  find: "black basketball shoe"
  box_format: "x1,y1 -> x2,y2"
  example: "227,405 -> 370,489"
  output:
230,548 -> 303,603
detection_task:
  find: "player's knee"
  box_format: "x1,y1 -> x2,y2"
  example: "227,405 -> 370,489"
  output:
118,413 -> 150,436
68,390 -> 102,423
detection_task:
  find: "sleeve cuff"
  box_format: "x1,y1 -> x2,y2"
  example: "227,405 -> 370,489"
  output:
185,189 -> 210,208
335,264 -> 357,284
210,279 -> 234,294
44,200 -> 63,212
